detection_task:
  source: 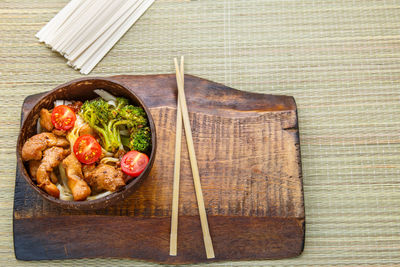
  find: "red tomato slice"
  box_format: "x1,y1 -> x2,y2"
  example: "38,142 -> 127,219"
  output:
121,150 -> 149,177
73,135 -> 102,164
51,105 -> 76,131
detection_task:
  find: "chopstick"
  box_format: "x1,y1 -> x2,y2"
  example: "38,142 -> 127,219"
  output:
172,57 -> 215,259
169,57 -> 184,256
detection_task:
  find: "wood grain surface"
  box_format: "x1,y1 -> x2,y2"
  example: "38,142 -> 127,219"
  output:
13,74 -> 304,264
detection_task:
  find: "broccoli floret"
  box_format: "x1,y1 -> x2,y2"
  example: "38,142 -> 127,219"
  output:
119,105 -> 147,127
129,127 -> 151,152
111,106 -> 146,140
80,98 -> 119,152
80,96 -> 151,153
111,107 -> 148,152
116,97 -> 129,109
81,98 -> 111,128
107,97 -> 129,120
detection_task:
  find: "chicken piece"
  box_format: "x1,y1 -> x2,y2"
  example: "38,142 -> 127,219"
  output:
83,164 -> 125,192
82,164 -> 95,175
29,160 -> 58,183
39,108 -> 54,132
36,147 -> 69,198
79,123 -> 97,137
62,154 -> 91,201
52,129 -> 67,136
50,171 -> 58,184
28,160 -> 41,181
68,101 -> 83,113
21,132 -> 69,161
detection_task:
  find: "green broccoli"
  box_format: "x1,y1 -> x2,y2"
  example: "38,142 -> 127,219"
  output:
80,98 -> 111,127
116,97 -> 129,109
80,96 -> 151,153
119,105 -> 147,126
80,98 -> 120,152
129,127 -> 151,152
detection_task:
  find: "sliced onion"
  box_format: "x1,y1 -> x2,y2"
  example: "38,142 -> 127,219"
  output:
54,100 -> 64,107
101,147 -> 114,157
94,89 -> 117,102
54,100 -> 72,107
58,164 -> 71,193
87,191 -> 112,201
57,184 -> 74,201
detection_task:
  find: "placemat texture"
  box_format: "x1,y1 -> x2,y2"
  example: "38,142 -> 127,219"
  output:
1,0 -> 399,266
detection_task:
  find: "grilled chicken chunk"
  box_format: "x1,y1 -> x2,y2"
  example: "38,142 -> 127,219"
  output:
83,164 -> 125,192
36,146 -> 69,198
50,171 -> 58,184
62,154 -> 91,201
79,123 -> 97,137
39,108 -> 54,132
67,101 -> 83,113
82,164 -> 95,175
52,129 -> 67,136
28,160 -> 41,181
21,132 -> 69,161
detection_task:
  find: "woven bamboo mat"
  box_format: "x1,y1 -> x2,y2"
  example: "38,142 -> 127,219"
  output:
1,0 -> 400,266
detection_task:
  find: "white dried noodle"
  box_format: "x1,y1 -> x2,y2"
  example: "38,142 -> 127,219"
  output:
36,0 -> 155,74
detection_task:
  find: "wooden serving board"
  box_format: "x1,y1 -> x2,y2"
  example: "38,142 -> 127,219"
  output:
13,74 -> 304,264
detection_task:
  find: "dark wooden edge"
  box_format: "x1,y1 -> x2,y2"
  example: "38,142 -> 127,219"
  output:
14,215 -> 304,264
293,97 -> 306,256
112,74 -> 297,114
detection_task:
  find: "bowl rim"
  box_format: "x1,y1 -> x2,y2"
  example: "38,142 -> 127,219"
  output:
16,77 -> 157,210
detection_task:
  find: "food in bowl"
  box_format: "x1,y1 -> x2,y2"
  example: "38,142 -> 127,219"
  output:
21,89 -> 151,201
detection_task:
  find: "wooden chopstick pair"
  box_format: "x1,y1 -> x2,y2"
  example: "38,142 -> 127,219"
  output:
169,57 -> 215,259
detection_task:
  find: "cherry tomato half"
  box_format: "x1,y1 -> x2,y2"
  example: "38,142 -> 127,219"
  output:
51,105 -> 76,131
121,150 -> 149,177
73,134 -> 102,164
